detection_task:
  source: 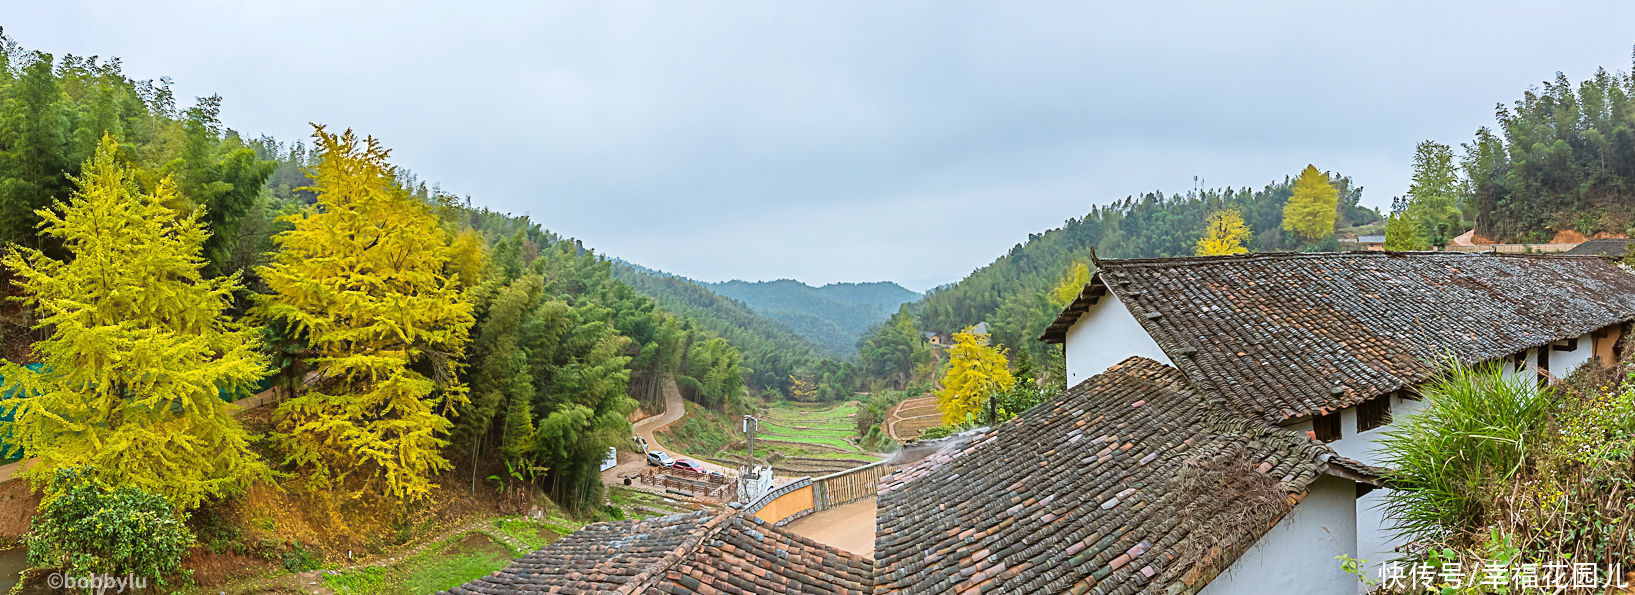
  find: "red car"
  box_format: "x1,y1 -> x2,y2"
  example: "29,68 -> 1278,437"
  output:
671,460 -> 707,474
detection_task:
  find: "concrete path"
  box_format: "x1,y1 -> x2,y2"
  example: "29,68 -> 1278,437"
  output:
782,497 -> 877,558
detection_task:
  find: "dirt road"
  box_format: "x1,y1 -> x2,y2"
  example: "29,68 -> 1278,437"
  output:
783,496 -> 877,557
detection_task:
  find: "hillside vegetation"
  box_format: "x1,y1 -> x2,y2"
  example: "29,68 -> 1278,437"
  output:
610,263 -> 854,398
0,33 -> 785,590
855,172 -> 1374,387
1462,59 -> 1635,242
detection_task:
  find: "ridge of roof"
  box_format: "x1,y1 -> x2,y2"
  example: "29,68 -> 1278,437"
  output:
1039,251 -> 1635,422
1095,249 -> 1603,269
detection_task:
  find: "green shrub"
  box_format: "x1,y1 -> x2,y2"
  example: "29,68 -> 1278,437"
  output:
917,426 -> 956,441
26,467 -> 194,584
1379,362 -> 1550,542
282,540 -> 321,572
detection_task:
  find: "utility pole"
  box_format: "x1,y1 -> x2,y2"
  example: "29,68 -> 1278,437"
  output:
743,415 -> 759,469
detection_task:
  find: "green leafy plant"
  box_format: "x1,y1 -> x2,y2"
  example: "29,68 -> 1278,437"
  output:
26,467 -> 194,584
1379,361 -> 1550,541
1334,554 -> 1375,586
282,540 -> 321,572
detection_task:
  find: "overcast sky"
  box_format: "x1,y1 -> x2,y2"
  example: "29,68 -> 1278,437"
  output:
8,2 -> 1635,291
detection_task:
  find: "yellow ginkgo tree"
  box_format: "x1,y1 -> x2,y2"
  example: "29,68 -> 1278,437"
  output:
0,135 -> 269,510
1049,262 -> 1092,307
935,326 -> 1013,426
1195,209 -> 1252,256
254,126 -> 476,504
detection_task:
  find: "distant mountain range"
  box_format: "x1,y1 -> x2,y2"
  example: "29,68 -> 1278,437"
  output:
610,260 -> 919,358
705,280 -> 921,355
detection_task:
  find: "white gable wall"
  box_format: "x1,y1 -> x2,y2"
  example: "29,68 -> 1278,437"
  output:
1063,290 -> 1172,386
1199,475 -> 1360,595
1500,333 -> 1596,383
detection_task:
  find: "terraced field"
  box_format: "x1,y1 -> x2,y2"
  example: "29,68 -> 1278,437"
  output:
884,396 -> 942,442
658,400 -> 885,477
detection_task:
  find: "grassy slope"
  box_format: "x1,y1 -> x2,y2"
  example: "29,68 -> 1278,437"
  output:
319,487 -> 695,594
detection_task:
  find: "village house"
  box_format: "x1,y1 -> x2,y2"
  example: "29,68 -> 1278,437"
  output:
1038,251 -> 1635,580
873,357 -> 1381,594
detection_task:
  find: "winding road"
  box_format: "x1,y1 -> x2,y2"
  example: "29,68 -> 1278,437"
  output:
616,378 -> 731,476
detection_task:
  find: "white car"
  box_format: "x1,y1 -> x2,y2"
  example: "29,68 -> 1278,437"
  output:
646,450 -> 674,467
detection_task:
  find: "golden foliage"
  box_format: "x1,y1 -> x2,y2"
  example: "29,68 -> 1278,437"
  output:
935,327 -> 1013,426
1194,209 -> 1252,256
1048,262 -> 1092,307
1281,164 -> 1339,242
253,126 -> 476,504
788,373 -> 817,402
448,228 -> 489,285
0,135 -> 268,509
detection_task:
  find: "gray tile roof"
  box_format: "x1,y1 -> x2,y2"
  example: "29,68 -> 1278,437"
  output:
1041,252 -> 1635,422
873,357 -> 1360,594
1563,238 -> 1635,258
442,509 -> 873,594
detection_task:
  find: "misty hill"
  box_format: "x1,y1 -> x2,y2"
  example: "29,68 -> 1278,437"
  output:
706,280 -> 921,355
609,262 -> 832,391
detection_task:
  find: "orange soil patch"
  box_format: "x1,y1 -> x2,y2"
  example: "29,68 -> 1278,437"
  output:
1552,229 -> 1590,244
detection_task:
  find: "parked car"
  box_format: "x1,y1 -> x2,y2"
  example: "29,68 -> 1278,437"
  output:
646,451 -> 674,467
671,460 -> 706,474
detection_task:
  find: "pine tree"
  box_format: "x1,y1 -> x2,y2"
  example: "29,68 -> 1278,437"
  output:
1281,165 -> 1339,243
935,326 -> 1013,426
0,135 -> 268,509
1195,209 -> 1252,256
254,126 -> 475,503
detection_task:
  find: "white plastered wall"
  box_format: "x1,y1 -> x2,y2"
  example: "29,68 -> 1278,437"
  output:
1199,475 -> 1360,595
1063,290 -> 1172,386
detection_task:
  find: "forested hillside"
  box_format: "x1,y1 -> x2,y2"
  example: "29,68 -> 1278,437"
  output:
1459,61 -> 1635,241
856,172 -> 1375,386
706,279 -> 919,356
610,264 -> 861,400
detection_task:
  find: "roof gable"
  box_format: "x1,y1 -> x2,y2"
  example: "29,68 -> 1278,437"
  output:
1041,252 -> 1635,422
873,357 -> 1350,593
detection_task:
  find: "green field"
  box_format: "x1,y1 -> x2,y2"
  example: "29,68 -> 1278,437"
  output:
656,400 -> 884,476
